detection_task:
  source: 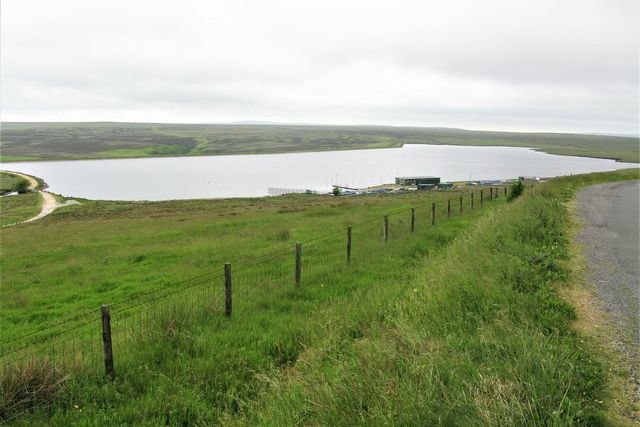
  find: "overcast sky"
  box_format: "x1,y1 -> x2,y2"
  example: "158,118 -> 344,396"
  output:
1,0 -> 638,134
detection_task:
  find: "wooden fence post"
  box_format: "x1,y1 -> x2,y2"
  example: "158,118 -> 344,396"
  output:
490,187 -> 493,200
411,208 -> 415,233
100,304 -> 115,379
295,242 -> 302,288
383,215 -> 389,241
346,225 -> 352,264
480,189 -> 484,205
431,203 -> 436,225
471,192 -> 474,209
447,199 -> 451,219
224,263 -> 232,317
459,195 -> 463,213
504,187 -> 507,196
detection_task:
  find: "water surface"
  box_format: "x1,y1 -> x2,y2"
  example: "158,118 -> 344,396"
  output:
2,145 -> 636,200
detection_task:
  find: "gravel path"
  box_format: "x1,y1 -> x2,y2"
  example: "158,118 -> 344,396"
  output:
575,179 -> 639,363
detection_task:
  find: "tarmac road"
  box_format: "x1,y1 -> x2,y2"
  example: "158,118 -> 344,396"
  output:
576,180 -> 639,354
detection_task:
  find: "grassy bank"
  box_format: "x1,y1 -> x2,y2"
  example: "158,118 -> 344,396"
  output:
0,188 -> 485,344
1,169 -> 638,425
0,172 -> 29,194
235,169 -> 639,426
1,186 -> 500,424
0,193 -> 41,227
1,122 -> 638,162
0,172 -> 42,226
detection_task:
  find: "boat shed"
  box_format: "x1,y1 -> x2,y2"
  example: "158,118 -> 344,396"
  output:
395,176 -> 441,186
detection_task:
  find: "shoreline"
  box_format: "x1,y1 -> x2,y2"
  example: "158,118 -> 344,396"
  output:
1,142 -> 638,165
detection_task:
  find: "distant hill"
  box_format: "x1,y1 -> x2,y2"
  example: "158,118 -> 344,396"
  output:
0,122 -> 637,163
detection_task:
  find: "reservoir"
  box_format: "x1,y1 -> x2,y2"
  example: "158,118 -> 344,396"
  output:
1,144 -> 637,200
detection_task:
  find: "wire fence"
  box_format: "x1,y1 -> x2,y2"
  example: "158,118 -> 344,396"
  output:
0,186 -> 510,423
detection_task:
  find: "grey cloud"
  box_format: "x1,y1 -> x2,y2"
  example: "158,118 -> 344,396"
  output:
1,0 -> 637,134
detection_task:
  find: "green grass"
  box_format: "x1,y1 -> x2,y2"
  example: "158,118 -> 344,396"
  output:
1,169 -> 638,425
0,192 -> 41,226
0,155 -> 40,162
0,189 -> 477,344
0,172 -> 28,193
236,170 -> 639,426
1,187 -> 496,424
1,122 -> 638,162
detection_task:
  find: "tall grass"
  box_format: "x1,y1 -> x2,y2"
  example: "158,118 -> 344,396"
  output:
235,169 -> 638,426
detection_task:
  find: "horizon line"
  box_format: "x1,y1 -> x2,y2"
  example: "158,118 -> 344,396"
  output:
0,120 -> 637,139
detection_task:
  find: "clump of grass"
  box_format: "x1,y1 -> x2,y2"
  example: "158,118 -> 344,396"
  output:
276,229 -> 290,241
132,255 -> 146,264
0,359 -> 62,421
158,305 -> 193,339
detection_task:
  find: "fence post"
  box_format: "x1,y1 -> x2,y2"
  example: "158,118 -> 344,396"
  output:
480,189 -> 484,205
459,195 -> 463,213
383,215 -> 389,241
346,225 -> 352,264
100,304 -> 115,379
431,203 -> 436,225
447,199 -> 451,219
224,263 -> 232,317
504,187 -> 507,196
295,242 -> 302,288
411,208 -> 415,233
490,187 -> 493,201
471,192 -> 474,209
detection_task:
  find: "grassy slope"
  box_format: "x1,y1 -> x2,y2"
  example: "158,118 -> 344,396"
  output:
2,170 -> 638,425
2,188 -> 497,425
0,189 -> 471,343
0,172 -> 28,193
236,169 -> 640,426
0,192 -> 41,226
1,122 -> 638,163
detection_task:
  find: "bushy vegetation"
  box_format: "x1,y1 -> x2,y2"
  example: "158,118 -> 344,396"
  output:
14,179 -> 30,194
507,178 -> 525,201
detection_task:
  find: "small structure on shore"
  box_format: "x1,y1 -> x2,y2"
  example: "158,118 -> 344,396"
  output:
395,176 -> 440,186
268,187 -> 317,196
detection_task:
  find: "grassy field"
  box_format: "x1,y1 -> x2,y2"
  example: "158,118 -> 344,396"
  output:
1,169 -> 638,425
0,172 -> 41,226
1,185 -> 498,424
0,188 -> 478,343
1,122 -> 638,163
0,192 -> 41,227
0,171 -> 29,194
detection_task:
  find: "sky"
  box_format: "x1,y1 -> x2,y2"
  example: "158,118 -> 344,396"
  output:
1,0 -> 638,134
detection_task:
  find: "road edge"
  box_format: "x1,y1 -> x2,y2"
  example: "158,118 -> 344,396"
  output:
564,198 -> 640,425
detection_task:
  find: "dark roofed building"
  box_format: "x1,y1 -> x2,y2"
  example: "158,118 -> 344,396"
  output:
395,176 -> 441,186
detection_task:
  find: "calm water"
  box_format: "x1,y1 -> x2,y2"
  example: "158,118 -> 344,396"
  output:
2,145 -> 636,200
